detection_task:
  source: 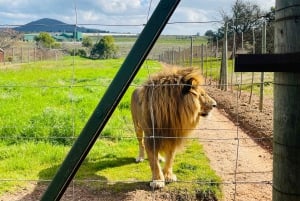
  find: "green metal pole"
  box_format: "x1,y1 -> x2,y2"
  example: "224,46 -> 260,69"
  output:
41,0 -> 181,200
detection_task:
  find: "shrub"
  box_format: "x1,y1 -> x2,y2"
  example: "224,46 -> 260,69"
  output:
90,36 -> 118,59
69,49 -> 87,57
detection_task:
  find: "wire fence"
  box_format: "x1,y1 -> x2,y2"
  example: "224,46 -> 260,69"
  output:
0,80 -> 273,201
0,2 -> 274,201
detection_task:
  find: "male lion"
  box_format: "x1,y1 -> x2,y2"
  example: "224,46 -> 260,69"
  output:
130,66 -> 216,189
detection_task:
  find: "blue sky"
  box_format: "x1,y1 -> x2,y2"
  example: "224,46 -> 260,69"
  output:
0,0 -> 275,35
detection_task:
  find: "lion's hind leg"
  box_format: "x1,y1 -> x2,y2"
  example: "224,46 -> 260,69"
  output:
135,126 -> 145,163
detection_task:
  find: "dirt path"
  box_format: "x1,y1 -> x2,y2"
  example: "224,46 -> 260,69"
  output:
198,109 -> 272,201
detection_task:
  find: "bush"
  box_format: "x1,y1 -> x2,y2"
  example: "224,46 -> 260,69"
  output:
7,57 -> 13,62
69,49 -> 87,57
90,36 -> 118,59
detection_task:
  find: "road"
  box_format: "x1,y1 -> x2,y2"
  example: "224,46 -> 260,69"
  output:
198,108 -> 272,201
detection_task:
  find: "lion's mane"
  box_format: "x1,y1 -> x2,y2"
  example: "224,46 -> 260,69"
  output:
132,66 -> 203,153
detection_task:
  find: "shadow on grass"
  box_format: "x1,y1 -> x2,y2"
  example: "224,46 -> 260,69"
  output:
17,156 -> 152,201
14,142 -> 220,201
16,156 -> 218,200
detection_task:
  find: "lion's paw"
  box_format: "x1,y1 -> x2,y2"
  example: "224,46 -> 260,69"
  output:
164,173 -> 177,183
135,157 -> 144,163
150,180 -> 165,189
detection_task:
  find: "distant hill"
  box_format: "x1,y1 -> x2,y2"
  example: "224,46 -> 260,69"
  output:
14,18 -> 108,33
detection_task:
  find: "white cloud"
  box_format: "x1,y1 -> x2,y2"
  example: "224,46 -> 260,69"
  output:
174,7 -> 210,22
0,0 -> 277,35
78,11 -> 101,22
94,0 -> 143,14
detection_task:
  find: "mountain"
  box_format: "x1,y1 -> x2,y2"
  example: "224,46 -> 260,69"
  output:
14,18 -> 108,33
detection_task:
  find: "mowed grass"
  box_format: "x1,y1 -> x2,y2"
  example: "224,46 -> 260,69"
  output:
0,56 -> 222,199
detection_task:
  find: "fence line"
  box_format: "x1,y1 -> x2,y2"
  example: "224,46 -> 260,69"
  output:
0,14 -> 274,201
0,47 -> 63,64
0,63 -> 274,197
158,25 -> 273,111
0,72 -> 273,200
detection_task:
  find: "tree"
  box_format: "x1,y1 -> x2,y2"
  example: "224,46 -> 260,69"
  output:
226,0 -> 263,51
205,29 -> 224,42
204,30 -> 215,38
34,32 -> 60,48
81,36 -> 93,57
231,0 -> 262,34
90,36 -> 118,59
255,7 -> 275,53
0,29 -> 21,49
82,36 -> 93,48
210,0 -> 274,53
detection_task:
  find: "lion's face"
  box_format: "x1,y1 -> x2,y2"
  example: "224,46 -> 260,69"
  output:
197,88 -> 217,116
182,77 -> 216,118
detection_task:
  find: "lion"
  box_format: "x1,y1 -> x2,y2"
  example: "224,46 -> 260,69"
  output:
130,66 -> 216,189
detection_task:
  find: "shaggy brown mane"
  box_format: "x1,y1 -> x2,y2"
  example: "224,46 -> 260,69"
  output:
141,67 -> 203,149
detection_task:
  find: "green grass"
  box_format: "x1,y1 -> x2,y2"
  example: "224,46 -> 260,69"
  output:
0,56 -> 222,199
0,141 -> 69,193
90,35 -> 207,45
101,35 -> 208,57
0,139 -> 221,199
0,56 -> 160,143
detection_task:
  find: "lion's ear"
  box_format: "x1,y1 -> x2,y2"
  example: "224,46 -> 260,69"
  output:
182,78 -> 197,95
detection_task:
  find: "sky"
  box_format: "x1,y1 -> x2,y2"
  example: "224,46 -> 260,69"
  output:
0,0 -> 275,35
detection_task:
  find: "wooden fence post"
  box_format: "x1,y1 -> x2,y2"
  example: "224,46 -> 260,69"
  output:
232,19 -> 236,90
273,0 -> 300,200
21,47 -> 23,63
190,36 -> 193,66
259,21 -> 266,111
219,21 -> 228,91
200,44 -> 204,74
249,28 -> 256,104
34,48 -> 36,62
28,48 -> 30,63
178,47 -> 180,65
12,47 -> 14,63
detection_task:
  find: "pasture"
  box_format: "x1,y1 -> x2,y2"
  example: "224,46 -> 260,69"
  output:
0,56 -> 222,200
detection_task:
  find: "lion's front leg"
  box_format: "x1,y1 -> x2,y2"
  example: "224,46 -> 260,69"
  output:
145,146 -> 165,189
163,150 -> 177,183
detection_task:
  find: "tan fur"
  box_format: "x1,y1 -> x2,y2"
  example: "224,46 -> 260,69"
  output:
130,66 -> 216,188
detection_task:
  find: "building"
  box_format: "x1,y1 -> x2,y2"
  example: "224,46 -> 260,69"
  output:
53,31 -> 83,42
23,31 -> 83,42
23,33 -> 39,42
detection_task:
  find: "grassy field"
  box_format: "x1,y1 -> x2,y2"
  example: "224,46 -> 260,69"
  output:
0,56 -> 222,199
88,35 -> 208,58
